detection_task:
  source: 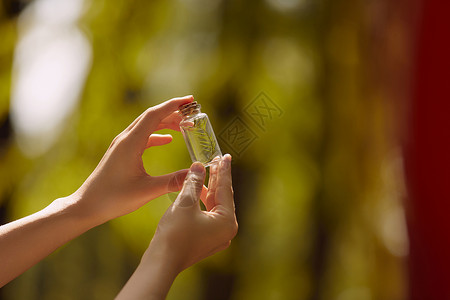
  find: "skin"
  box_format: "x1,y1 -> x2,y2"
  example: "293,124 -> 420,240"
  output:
0,95 -> 203,287
116,154 -> 237,300
0,95 -> 238,298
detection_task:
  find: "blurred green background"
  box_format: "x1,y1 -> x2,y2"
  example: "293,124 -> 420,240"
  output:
0,0 -> 413,299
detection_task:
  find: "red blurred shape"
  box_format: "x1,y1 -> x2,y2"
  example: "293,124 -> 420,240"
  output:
406,1 -> 450,299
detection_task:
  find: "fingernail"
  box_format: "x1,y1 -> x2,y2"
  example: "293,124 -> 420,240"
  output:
220,154 -> 231,169
210,156 -> 220,166
190,162 -> 205,174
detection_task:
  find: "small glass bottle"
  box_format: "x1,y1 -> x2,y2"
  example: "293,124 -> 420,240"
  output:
179,101 -> 222,166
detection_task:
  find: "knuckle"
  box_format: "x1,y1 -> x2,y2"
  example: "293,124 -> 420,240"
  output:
224,218 -> 238,239
144,107 -> 155,117
144,107 -> 164,122
110,134 -> 126,148
184,173 -> 203,187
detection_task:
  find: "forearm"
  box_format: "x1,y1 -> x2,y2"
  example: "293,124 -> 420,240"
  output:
116,242 -> 181,300
0,194 -> 99,286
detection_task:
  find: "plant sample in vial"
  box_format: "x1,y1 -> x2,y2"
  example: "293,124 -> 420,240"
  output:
179,101 -> 222,166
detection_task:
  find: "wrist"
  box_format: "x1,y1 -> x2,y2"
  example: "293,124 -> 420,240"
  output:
117,239 -> 181,300
49,193 -> 103,231
143,238 -> 183,276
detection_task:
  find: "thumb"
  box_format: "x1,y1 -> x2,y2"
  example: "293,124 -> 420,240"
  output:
175,162 -> 206,208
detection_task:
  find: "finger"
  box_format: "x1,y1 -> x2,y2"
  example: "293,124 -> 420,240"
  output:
150,169 -> 189,197
199,185 -> 209,209
156,111 -> 184,131
145,134 -> 173,148
175,162 -> 206,208
214,154 -> 234,211
123,111 -> 146,133
200,185 -> 208,203
129,96 -> 194,142
205,158 -> 220,211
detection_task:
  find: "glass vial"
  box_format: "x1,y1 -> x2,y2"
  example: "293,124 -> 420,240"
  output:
179,101 -> 222,166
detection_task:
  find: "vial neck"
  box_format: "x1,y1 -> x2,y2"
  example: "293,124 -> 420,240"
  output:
179,101 -> 201,118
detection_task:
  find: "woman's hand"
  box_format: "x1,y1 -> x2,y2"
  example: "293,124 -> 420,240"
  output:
73,95 -> 194,225
153,154 -> 238,271
0,96 -> 196,287
116,155 -> 238,299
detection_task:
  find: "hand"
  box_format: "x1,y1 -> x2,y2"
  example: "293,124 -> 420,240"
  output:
73,95 -> 194,225
0,96 -> 199,288
149,154 -> 238,271
116,155 -> 238,299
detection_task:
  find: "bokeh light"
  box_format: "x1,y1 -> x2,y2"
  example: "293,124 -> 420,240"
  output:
0,0 -> 429,299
